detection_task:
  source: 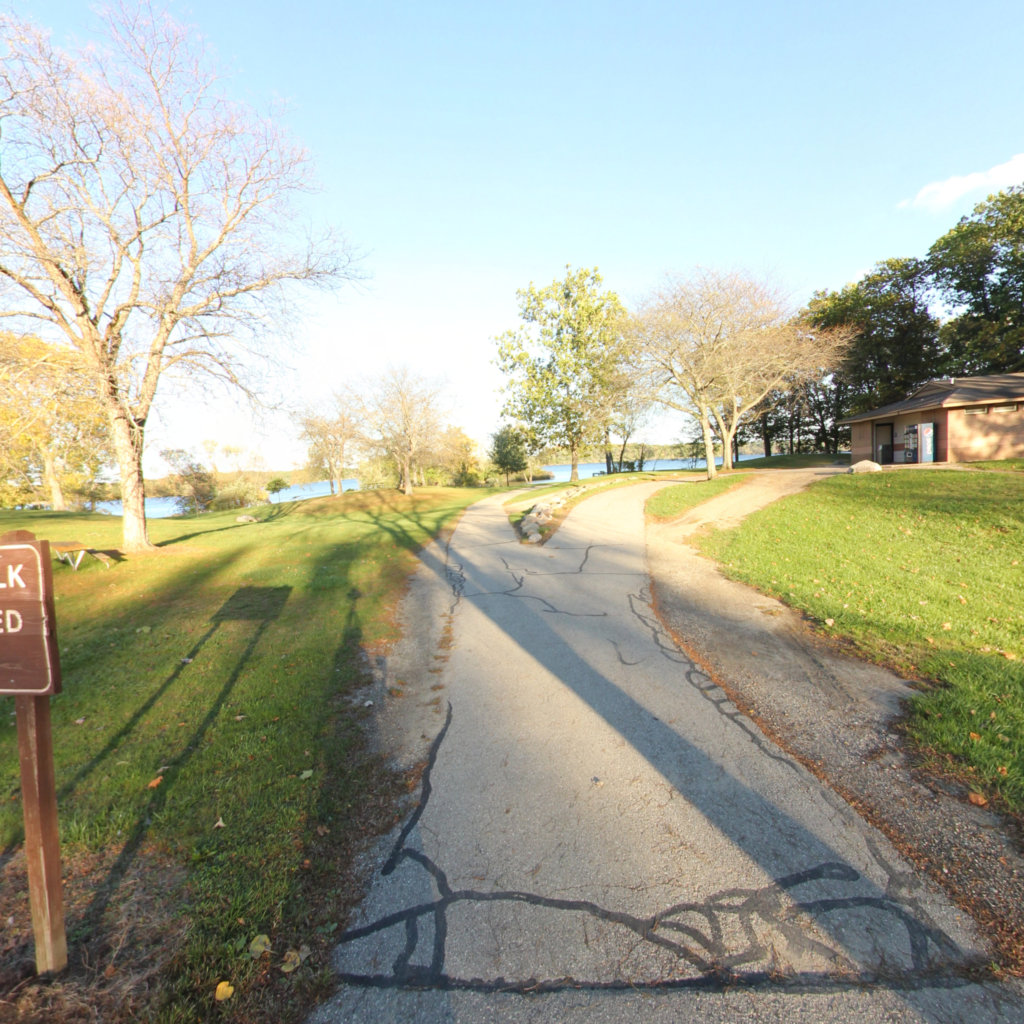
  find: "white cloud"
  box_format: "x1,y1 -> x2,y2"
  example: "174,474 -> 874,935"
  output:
899,153 -> 1024,212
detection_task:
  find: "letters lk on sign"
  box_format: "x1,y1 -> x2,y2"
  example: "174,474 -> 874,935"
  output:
1,563 -> 26,588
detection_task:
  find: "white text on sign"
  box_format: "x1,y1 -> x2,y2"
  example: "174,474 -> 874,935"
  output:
1,610 -> 24,633
0,564 -> 26,588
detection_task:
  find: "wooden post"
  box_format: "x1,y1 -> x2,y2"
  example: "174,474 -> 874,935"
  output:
1,530 -> 67,975
15,694 -> 67,974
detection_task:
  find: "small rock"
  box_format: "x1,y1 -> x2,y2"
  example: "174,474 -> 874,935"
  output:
848,460 -> 883,474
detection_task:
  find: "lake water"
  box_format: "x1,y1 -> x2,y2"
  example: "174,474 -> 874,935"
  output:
96,457 -> 752,518
96,478 -> 359,518
540,454 -> 759,483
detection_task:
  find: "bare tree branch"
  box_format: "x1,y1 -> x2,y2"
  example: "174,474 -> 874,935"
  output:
0,2 -> 359,549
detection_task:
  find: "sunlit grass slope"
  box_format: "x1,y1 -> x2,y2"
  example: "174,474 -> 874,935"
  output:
698,470 -> 1024,809
0,487 -> 482,1021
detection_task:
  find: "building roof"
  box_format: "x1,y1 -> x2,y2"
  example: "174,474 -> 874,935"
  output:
839,373 -> 1024,424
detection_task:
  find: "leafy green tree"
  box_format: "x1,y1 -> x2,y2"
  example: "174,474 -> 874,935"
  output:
807,258 -> 943,413
928,186 -> 1024,373
266,477 -> 290,496
490,424 -> 528,486
495,266 -> 628,483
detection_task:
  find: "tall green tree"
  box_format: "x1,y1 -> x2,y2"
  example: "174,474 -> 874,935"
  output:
807,258 -> 943,413
928,186 -> 1024,373
490,424 -> 528,486
495,266 -> 627,483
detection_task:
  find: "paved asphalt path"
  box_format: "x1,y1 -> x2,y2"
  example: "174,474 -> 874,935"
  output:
310,485 -> 1024,1023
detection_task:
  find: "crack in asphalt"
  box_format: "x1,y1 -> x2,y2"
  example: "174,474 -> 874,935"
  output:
333,503 -> 992,1000
627,587 -> 800,774
335,703 -> 984,994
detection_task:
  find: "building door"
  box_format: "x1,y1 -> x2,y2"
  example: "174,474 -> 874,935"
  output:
875,423 -> 894,464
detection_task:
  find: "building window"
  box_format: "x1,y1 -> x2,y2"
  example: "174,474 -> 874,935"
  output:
991,403 -> 1018,413
963,407 -> 987,415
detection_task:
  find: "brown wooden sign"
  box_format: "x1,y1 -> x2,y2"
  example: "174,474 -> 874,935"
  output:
2,530 -> 67,974
0,530 -> 62,696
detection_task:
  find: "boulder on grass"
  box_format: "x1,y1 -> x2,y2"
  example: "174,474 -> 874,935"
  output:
848,460 -> 883,474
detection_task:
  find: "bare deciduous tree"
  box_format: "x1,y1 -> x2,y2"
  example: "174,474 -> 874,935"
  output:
634,269 -> 851,477
298,398 -> 362,495
354,368 -> 445,495
0,3 -> 356,549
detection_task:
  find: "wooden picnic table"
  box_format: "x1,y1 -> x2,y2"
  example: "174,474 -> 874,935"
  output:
51,541 -> 111,570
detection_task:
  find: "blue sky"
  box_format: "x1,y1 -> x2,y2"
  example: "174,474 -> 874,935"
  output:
28,0 -> 1024,468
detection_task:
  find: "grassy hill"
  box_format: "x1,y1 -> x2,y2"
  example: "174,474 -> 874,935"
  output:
698,468 -> 1024,812
1,488 -> 484,1023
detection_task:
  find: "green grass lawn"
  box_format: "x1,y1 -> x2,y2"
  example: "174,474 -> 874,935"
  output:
697,470 -> 1024,810
646,475 -> 749,520
734,452 -> 851,470
966,459 -> 1024,472
0,488 -> 483,1022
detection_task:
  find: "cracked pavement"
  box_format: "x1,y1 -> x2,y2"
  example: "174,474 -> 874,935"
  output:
310,484 -> 1024,1023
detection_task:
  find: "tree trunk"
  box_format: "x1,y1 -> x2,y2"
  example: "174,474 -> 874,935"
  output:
604,428 -> 613,475
617,438 -> 629,473
109,411 -> 152,552
761,412 -> 772,458
720,433 -> 734,471
42,451 -> 67,511
569,440 -> 580,483
400,456 -> 413,496
701,415 -> 717,480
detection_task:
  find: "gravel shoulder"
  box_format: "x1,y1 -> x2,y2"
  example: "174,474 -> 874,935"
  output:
646,468 -> 1024,975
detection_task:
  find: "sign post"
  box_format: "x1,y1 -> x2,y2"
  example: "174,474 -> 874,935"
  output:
1,530 -> 66,975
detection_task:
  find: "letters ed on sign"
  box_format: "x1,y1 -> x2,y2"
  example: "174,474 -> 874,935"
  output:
0,532 -> 62,696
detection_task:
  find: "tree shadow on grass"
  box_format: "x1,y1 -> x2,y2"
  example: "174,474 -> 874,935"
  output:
68,586 -> 292,943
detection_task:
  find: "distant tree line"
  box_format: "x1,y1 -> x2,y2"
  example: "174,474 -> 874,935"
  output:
492,187 -> 1024,475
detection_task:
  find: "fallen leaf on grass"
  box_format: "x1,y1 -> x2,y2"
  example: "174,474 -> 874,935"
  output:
147,776 -> 163,790
249,934 -> 272,959
214,817 -> 225,829
998,766 -> 1009,776
968,792 -> 988,807
969,732 -> 982,741
299,769 -> 313,780
280,950 -> 301,973
214,980 -> 234,1001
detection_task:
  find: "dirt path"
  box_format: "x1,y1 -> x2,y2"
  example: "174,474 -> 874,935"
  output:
646,467 -> 1024,975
